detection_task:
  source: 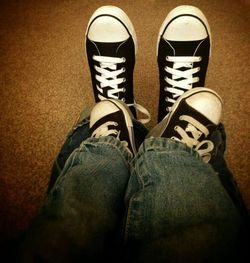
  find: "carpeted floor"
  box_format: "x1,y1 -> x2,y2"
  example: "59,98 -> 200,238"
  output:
0,0 -> 249,242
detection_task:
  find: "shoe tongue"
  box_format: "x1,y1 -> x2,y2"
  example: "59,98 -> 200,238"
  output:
168,40 -> 203,56
91,40 -> 124,56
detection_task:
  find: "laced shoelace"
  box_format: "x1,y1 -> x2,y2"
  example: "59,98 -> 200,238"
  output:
164,56 -> 201,111
171,115 -> 214,162
93,55 -> 150,124
91,121 -> 133,156
94,55 -> 126,100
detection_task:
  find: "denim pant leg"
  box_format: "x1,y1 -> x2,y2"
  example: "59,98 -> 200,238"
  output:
48,109 -> 148,193
18,136 -> 132,262
124,137 -> 244,263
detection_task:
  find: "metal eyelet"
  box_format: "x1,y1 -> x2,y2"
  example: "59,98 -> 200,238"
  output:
122,57 -> 126,62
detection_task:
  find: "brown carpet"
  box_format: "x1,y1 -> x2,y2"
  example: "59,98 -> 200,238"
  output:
0,0 -> 249,242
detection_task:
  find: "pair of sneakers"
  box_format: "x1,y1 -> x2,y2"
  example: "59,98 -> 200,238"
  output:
86,5 -> 222,163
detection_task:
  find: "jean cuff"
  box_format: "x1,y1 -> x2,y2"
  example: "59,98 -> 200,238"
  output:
79,136 -> 133,164
136,137 -> 201,161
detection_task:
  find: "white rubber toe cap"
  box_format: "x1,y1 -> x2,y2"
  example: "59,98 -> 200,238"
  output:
163,16 -> 208,41
186,91 -> 222,125
160,5 -> 211,41
86,5 -> 137,47
88,16 -> 130,42
90,100 -> 119,127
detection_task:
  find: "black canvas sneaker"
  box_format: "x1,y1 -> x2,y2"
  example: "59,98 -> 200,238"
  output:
147,88 -> 222,163
89,99 -> 137,157
157,5 -> 211,122
86,6 -> 150,123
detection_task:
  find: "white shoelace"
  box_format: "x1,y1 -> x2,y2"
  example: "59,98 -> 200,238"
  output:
93,55 -> 151,124
91,121 -> 132,156
164,56 -> 201,110
94,55 -> 126,100
171,115 -> 214,162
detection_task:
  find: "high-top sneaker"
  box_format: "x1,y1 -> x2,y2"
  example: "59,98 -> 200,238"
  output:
89,99 -> 137,157
147,88 -> 222,163
86,6 -> 150,123
157,5 -> 211,122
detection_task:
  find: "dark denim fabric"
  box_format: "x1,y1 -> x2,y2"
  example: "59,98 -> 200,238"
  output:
18,110 -> 249,263
123,137 -> 245,262
48,110 -> 149,193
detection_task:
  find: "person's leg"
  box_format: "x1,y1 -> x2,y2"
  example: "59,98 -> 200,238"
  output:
48,107 -> 148,193
18,99 -> 144,262
123,88 -> 248,262
49,4 -> 150,192
18,137 -> 131,262
124,139 -> 244,263
155,3 -> 248,221
18,5 -> 151,261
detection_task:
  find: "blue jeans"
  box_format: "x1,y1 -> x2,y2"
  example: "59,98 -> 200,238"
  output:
18,108 -> 249,262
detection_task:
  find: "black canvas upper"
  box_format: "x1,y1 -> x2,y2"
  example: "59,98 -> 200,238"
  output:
89,106 -> 137,155
162,94 -> 217,144
157,35 -> 210,122
86,33 -> 136,117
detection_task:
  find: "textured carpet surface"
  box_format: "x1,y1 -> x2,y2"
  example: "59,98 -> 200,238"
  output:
0,0 -> 249,241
